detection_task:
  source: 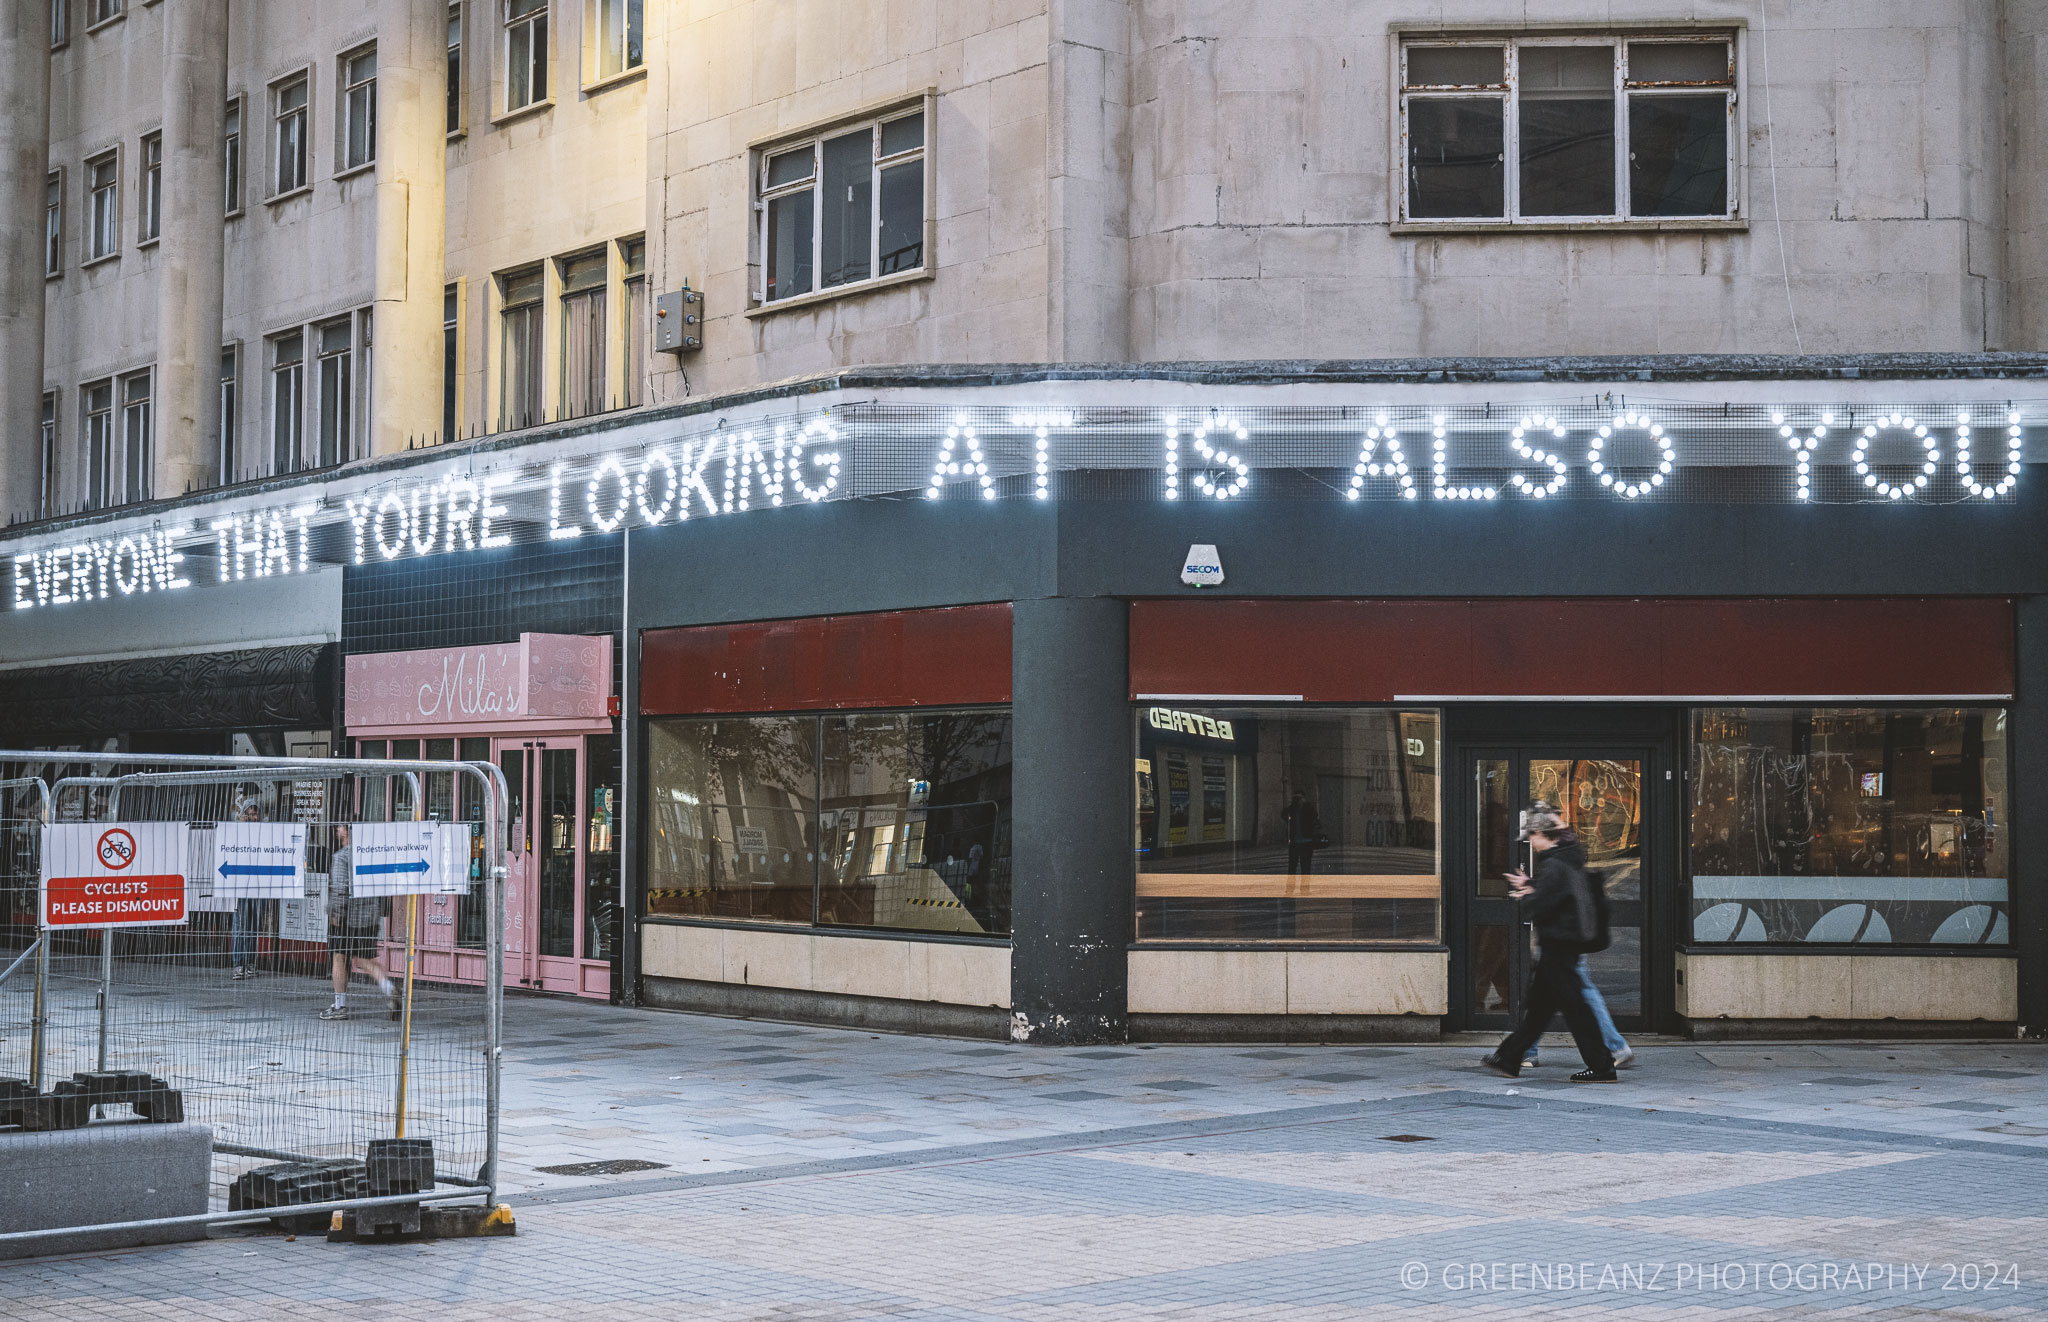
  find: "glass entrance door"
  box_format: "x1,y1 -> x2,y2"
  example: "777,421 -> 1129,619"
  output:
495,737 -> 586,993
1464,748 -> 1649,1032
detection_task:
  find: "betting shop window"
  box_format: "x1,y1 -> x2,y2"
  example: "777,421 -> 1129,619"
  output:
646,708 -> 1014,939
1691,708 -> 2010,947
1400,36 -> 1735,224
1134,707 -> 1441,942
756,104 -> 926,305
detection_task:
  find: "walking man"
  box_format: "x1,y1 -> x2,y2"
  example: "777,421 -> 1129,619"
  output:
1282,790 -> 1321,877
321,824 -> 399,1021
1483,804 -> 1618,1083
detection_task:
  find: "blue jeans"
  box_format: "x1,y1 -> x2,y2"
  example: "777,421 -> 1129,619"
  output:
1524,955 -> 1627,1060
230,900 -> 259,968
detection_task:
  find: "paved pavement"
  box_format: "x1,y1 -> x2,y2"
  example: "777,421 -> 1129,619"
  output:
5,994 -> 2046,1320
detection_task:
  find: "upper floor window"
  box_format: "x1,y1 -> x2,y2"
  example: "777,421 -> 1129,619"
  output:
591,0 -> 641,82
756,105 -> 926,306
39,394 -> 57,517
273,73 -> 309,195
219,345 -> 239,485
620,237 -> 645,407
87,0 -> 118,27
51,0 -> 69,49
269,330 -> 304,474
505,0 -> 549,113
315,318 -> 354,466
44,171 -> 62,276
120,370 -> 152,504
85,151 -> 118,261
83,381 -> 113,509
447,5 -> 464,133
139,132 -> 162,242
224,99 -> 243,214
443,284 -> 460,441
498,265 -> 544,429
1399,36 -> 1735,225
558,250 -> 607,419
341,46 -> 377,171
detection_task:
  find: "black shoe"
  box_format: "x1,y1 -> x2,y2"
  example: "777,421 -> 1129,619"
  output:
1570,1068 -> 1619,1083
1480,1053 -> 1520,1079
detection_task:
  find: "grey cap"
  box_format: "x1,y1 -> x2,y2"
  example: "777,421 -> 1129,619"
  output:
1519,800 -> 1569,840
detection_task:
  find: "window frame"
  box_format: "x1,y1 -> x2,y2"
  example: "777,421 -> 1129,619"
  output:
218,342 -> 240,485
313,316 -> 355,468
443,281 -> 464,441
224,96 -> 244,216
39,393 -> 58,517
502,0 -> 551,118
585,0 -> 644,89
119,368 -> 152,505
137,130 -> 162,244
749,94 -> 935,314
339,44 -> 378,175
496,264 -> 545,430
556,247 -> 608,420
1393,31 -> 1743,232
83,148 -> 119,264
270,69 -> 312,201
447,3 -> 466,136
44,169 -> 63,277
619,235 -> 646,408
82,379 -> 114,510
51,0 -> 70,50
268,328 -> 305,476
85,0 -> 120,32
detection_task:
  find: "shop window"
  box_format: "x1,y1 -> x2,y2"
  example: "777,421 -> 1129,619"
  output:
504,0 -> 549,114
583,733 -> 621,962
340,45 -> 377,172
456,735 -> 492,949
646,708 -> 1014,939
557,249 -> 606,419
756,104 -> 926,305
1400,36 -> 1734,224
1690,708 -> 2010,946
1134,707 -> 1442,942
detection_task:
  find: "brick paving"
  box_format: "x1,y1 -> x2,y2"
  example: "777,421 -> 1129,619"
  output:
3,993 -> 2046,1319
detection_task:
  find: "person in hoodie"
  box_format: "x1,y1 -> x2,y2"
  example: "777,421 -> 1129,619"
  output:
1483,803 -> 1617,1082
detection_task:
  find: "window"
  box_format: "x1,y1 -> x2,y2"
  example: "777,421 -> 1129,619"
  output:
273,73 -> 309,195
498,265 -> 543,428
138,132 -> 162,242
758,107 -> 925,304
51,0 -> 69,48
44,172 -> 61,275
558,250 -> 605,419
223,99 -> 243,213
85,151 -> 118,260
1690,708 -> 2010,947
88,0 -> 118,25
218,345 -> 238,483
620,237 -> 645,407
315,318 -> 352,466
120,371 -> 151,503
505,0 -> 548,113
269,330 -> 303,473
443,285 -> 460,440
358,307 -> 374,443
646,709 -> 1014,937
83,381 -> 112,509
1134,707 -> 1442,942
1400,36 -> 1734,224
341,46 -> 376,171
591,0 -> 641,81
447,5 -> 463,132
39,394 -> 56,517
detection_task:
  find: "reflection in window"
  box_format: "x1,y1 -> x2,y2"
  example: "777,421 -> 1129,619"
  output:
1690,708 -> 2010,946
647,716 -> 819,925
1134,707 -> 1441,941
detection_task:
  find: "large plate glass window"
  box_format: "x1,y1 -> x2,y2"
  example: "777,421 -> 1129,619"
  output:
757,106 -> 926,304
1690,708 -> 2010,946
1133,707 -> 1441,941
1401,35 -> 1733,223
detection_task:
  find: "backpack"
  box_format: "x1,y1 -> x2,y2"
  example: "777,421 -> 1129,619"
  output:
1572,863 -> 1613,952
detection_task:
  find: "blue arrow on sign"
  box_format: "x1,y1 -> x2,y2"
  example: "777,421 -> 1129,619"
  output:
220,863 -> 297,878
358,859 -> 431,876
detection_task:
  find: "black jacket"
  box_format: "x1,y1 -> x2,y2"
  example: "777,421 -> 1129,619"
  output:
1519,839 -> 1597,948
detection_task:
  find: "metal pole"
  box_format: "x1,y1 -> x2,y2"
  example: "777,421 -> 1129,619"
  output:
395,893 -> 417,1137
28,936 -> 48,1090
475,759 -> 507,1205
95,926 -> 112,1071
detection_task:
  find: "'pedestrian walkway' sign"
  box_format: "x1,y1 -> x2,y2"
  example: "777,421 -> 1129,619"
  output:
350,821 -> 471,896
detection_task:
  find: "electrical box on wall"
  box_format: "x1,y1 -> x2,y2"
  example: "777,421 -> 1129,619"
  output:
655,287 -> 704,354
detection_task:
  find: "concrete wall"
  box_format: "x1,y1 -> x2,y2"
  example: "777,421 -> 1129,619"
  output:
641,922 -> 1011,1008
1676,952 -> 2018,1025
1127,949 -> 1448,1017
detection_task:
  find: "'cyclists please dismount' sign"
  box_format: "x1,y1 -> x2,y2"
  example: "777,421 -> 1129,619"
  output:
41,822 -> 192,928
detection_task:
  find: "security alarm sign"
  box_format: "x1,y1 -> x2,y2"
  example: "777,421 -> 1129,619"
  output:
42,822 -> 192,928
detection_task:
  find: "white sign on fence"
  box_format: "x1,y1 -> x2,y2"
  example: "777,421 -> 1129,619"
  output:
278,882 -> 329,941
350,821 -> 471,896
209,821 -> 309,899
41,822 -> 192,928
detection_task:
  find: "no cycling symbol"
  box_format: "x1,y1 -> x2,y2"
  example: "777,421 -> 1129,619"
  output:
97,828 -> 137,871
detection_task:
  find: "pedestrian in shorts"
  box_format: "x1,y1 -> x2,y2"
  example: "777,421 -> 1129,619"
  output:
322,824 -> 399,1021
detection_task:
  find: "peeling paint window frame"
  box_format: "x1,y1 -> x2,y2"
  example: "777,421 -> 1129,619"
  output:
1399,33 -> 1739,227
751,98 -> 932,309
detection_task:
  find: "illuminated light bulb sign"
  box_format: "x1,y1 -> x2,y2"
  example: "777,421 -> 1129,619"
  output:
1781,411 -> 1830,502
1010,411 -> 1074,501
1852,412 -> 1938,500
1186,412 -> 1251,499
768,417 -> 841,505
1589,411 -> 1675,498
1959,411 -> 2024,499
929,416 -> 992,500
1428,414 -> 1498,501
1509,415 -> 1569,499
1347,413 -> 1415,500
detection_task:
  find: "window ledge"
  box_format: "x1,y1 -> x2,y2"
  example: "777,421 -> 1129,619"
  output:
45,269 -> 63,281
85,13 -> 125,35
1392,217 -> 1748,236
581,65 -> 646,97
447,127 -> 467,142
137,236 -> 158,250
638,913 -> 1011,947
491,98 -> 555,128
80,251 -> 120,270
225,207 -> 245,221
265,185 -> 313,207
333,161 -> 376,182
746,266 -> 933,319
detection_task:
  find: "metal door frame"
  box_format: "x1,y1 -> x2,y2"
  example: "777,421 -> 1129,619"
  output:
1444,706 -> 1684,1034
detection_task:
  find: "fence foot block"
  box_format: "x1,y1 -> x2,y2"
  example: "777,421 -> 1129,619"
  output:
325,1203 -> 514,1243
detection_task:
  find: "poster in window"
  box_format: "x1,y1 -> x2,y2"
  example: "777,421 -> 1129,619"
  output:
1201,756 -> 1228,842
1166,752 -> 1190,847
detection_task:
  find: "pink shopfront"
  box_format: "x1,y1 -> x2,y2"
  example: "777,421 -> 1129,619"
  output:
345,633 -> 620,1000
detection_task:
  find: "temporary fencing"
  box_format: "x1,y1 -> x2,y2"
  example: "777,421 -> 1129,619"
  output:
0,750 -> 507,1246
